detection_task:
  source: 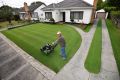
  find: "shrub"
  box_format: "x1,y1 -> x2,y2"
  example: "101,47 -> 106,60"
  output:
14,15 -> 20,21
49,18 -> 55,24
110,11 -> 120,28
70,19 -> 74,23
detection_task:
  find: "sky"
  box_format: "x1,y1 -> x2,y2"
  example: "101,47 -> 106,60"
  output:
0,0 -> 94,8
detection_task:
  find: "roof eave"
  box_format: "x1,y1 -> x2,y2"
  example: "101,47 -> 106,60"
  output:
42,7 -> 93,11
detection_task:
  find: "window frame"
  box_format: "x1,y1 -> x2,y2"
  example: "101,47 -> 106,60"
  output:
70,11 -> 84,20
45,12 -> 52,19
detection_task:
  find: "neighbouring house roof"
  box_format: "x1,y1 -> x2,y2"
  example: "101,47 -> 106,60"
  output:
42,0 -> 93,10
20,2 -> 46,12
13,8 -> 21,14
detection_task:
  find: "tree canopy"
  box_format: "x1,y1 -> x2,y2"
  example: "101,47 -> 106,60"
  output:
0,5 -> 13,19
97,0 -> 103,10
30,1 -> 45,6
106,0 -> 120,10
0,5 -> 13,23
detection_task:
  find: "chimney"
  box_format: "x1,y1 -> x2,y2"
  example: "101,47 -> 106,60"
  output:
90,0 -> 98,23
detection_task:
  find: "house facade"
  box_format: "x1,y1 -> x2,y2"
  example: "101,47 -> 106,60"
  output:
19,2 -> 46,20
42,0 -> 93,24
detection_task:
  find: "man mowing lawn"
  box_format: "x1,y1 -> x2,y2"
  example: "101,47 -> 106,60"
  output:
56,31 -> 67,60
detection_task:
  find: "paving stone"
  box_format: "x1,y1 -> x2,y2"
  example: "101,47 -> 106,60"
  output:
89,74 -> 102,80
100,70 -> 120,80
0,55 -> 26,79
10,65 -> 39,80
43,78 -> 48,80
35,73 -> 44,80
0,40 -> 4,45
0,43 -> 10,53
0,38 -> 3,42
0,48 -> 17,64
0,41 -> 7,48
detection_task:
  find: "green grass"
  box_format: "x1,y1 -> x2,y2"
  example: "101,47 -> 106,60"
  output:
2,23 -> 81,73
84,19 -> 102,74
84,24 -> 92,32
70,23 -> 92,32
106,19 -> 120,73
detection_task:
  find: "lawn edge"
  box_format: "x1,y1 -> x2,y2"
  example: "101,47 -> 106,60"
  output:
84,19 -> 102,74
0,32 -> 56,80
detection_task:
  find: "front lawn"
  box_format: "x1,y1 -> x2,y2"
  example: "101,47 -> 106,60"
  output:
2,23 -> 81,73
106,19 -> 120,73
84,19 -> 102,74
84,24 -> 92,32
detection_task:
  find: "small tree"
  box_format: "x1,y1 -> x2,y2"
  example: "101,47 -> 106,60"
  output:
14,14 -> 20,22
97,0 -> 103,10
106,0 -> 120,10
0,5 -> 13,24
30,1 -> 45,6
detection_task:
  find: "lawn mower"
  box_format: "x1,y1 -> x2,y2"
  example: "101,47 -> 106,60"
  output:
40,41 -> 57,54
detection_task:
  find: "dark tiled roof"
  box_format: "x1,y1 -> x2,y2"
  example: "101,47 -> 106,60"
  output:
20,2 -> 46,12
42,0 -> 93,10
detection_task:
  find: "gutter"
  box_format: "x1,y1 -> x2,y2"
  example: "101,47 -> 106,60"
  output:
42,7 -> 93,11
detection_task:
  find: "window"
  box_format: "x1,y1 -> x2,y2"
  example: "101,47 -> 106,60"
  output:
32,12 -> 38,18
41,14 -> 43,16
70,11 -> 83,19
45,12 -> 52,19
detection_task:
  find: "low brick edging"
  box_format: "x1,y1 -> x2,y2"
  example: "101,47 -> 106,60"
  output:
0,33 -> 56,80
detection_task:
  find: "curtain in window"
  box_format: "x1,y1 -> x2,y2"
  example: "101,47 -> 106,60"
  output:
32,12 -> 38,18
45,12 -> 52,19
70,11 -> 83,19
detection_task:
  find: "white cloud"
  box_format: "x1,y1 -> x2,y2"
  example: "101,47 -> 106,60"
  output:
0,0 -> 94,8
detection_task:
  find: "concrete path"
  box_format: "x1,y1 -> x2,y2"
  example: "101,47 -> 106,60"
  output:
53,20 -> 98,80
89,20 -> 120,80
53,19 -> 120,80
0,19 -> 119,80
0,33 -> 56,80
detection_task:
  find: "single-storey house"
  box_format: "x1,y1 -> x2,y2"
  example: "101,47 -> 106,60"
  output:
19,2 -> 46,20
42,0 -> 95,24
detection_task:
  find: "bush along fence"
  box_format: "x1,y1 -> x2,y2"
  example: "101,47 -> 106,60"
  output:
110,11 -> 120,28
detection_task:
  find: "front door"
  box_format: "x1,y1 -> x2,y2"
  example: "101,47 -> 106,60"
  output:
63,12 -> 65,22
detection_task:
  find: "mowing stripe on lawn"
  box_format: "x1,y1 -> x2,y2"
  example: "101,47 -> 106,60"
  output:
2,23 -> 81,73
84,19 -> 102,74
16,28 -> 56,40
13,29 -> 54,41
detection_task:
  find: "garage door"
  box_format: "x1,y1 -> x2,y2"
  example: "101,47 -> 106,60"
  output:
96,12 -> 106,19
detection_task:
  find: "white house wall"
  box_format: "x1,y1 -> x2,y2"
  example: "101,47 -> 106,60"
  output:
69,9 -> 92,24
43,10 -> 60,22
65,10 -> 71,22
34,4 -> 46,20
43,8 -> 92,24
52,10 -> 60,22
